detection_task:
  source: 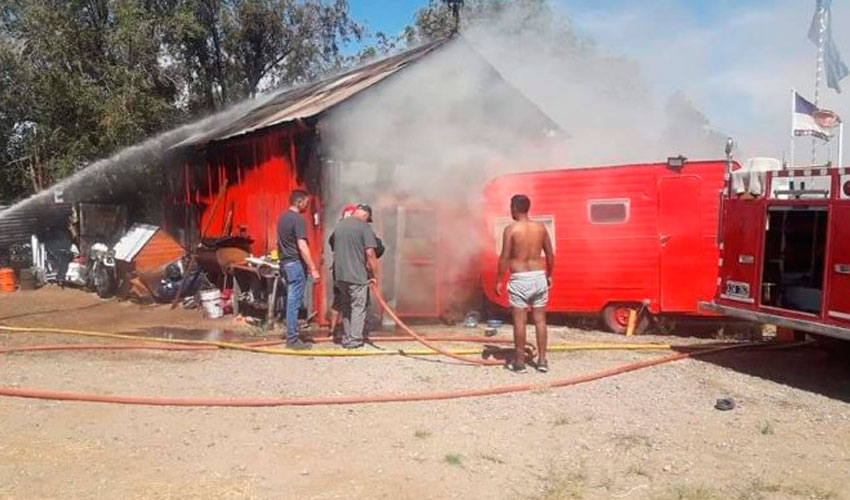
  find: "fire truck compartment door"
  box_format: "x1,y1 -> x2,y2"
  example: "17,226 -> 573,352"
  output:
827,205 -> 850,323
659,177 -> 702,312
718,199 -> 764,304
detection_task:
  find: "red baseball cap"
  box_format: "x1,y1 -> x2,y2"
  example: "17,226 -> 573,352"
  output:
340,204 -> 357,219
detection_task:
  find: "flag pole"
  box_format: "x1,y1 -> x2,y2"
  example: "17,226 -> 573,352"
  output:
789,88 -> 796,169
813,3 -> 827,164
840,122 -> 845,168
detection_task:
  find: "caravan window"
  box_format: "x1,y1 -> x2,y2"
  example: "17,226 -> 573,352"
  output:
588,199 -> 630,224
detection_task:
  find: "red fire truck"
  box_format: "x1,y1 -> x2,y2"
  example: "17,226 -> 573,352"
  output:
703,160 -> 850,341
480,158 -> 730,333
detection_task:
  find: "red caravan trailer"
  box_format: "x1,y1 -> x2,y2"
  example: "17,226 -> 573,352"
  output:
480,159 -> 731,333
703,164 -> 850,341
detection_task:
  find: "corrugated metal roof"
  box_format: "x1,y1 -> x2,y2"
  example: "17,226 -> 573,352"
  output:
177,39 -> 450,148
113,223 -> 159,262
0,202 -> 72,249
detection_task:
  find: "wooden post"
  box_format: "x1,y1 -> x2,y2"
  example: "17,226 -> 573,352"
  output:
625,309 -> 637,336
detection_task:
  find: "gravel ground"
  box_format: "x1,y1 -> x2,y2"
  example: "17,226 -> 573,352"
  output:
1,287 -> 849,500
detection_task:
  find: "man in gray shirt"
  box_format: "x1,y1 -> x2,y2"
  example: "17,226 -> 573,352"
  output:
330,204 -> 379,349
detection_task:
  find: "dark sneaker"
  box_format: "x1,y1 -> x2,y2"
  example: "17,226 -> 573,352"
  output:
286,340 -> 312,351
342,342 -> 364,350
536,360 -> 549,373
505,361 -> 528,373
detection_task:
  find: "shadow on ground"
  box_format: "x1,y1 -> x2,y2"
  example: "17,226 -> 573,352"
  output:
682,343 -> 850,404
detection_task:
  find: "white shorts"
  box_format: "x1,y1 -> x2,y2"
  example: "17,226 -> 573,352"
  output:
507,270 -> 548,309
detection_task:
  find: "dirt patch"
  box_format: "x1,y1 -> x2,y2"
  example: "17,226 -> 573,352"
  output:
1,287 -> 849,499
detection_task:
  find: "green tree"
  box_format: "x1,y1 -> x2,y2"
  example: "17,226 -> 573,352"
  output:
0,0 -> 181,201
0,0 -> 364,204
173,0 -> 364,110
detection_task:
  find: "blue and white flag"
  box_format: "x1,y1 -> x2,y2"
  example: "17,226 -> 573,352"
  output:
794,91 -> 841,140
809,0 -> 849,93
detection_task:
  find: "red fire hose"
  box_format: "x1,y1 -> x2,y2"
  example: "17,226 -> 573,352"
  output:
0,343 -> 752,407
0,284 -> 770,407
369,283 -> 506,365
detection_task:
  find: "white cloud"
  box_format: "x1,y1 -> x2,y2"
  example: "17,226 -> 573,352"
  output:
569,0 -> 850,162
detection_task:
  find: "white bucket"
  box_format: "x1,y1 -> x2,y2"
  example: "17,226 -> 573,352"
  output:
65,262 -> 88,286
200,289 -> 223,319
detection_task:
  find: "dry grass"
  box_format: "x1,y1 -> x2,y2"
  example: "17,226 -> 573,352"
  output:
610,432 -> 652,452
479,453 -> 506,465
527,467 -> 587,500
735,480 -> 837,500
0,439 -> 102,466
134,475 -> 257,500
551,415 -> 571,427
782,483 -> 837,500
625,464 -> 651,479
736,478 -> 781,500
651,484 -> 718,500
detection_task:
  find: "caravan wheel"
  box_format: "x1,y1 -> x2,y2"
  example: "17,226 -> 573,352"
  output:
602,304 -> 650,335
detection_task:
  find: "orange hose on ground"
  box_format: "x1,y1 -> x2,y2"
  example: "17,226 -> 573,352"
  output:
0,343 -> 754,407
0,339 -> 282,354
369,283 -> 505,365
312,335 -> 517,344
0,343 -> 219,354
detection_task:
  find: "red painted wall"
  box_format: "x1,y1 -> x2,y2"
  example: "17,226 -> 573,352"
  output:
183,127 -> 326,322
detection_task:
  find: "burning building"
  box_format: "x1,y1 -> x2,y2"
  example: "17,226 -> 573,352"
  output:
166,36 -> 563,323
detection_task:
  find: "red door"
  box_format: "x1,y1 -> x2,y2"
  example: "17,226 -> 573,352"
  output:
717,199 -> 765,307
659,177 -> 702,311
827,204 -> 850,324
394,208 -> 440,317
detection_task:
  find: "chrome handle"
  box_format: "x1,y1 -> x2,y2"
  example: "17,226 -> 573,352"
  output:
738,255 -> 755,264
835,264 -> 850,275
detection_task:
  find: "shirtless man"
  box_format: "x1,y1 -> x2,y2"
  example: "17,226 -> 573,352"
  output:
495,194 -> 555,373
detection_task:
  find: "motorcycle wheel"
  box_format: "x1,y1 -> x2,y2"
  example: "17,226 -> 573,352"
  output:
93,266 -> 116,299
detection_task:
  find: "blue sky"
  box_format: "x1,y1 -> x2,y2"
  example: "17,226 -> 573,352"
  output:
348,1 -> 780,39
349,0 -> 423,37
348,1 -> 849,160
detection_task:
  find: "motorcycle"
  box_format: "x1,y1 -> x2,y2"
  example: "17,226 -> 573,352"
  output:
86,243 -> 116,298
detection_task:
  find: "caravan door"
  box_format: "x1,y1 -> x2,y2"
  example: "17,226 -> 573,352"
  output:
659,177 -> 702,311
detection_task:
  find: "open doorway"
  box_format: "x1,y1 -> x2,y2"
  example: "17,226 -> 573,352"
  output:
761,207 -> 828,314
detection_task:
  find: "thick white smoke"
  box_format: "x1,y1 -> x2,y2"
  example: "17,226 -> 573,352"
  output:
317,4 -> 735,317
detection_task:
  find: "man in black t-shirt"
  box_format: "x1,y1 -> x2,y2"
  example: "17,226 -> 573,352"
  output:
329,204 -> 379,349
277,190 -> 320,350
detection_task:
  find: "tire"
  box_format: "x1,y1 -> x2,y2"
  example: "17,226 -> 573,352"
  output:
93,266 -> 116,299
601,304 -> 650,335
